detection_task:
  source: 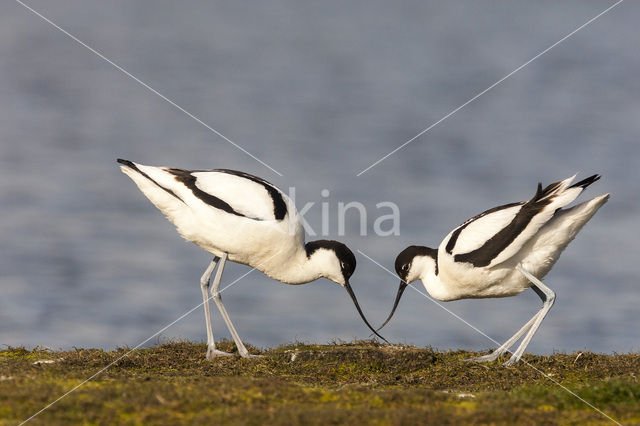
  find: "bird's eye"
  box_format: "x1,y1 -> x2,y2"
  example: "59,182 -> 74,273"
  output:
402,264 -> 409,272
340,261 -> 347,270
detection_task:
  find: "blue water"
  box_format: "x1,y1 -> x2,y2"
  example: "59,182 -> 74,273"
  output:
1,1 -> 638,354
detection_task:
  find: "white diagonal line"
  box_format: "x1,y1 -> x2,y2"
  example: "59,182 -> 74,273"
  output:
15,0 -> 283,177
357,249 -> 622,425
22,242 -> 287,424
356,0 -> 624,176
406,283 -> 622,426
20,266 -> 257,425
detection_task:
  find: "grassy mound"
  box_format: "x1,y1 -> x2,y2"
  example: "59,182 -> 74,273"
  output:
1,341 -> 638,425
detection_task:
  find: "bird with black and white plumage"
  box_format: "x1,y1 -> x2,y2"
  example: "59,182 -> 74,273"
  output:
117,159 -> 385,359
378,174 -> 609,365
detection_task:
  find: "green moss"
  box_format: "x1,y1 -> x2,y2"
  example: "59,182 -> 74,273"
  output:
0,341 -> 638,425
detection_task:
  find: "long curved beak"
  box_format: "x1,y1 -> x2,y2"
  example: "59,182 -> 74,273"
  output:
377,280 -> 408,331
344,281 -> 389,343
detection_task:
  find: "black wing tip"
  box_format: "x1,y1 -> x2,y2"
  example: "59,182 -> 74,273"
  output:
571,174 -> 601,189
117,158 -> 135,168
533,174 -> 601,202
534,182 -> 543,200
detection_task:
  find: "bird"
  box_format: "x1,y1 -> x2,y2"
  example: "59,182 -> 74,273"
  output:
117,159 -> 385,359
378,174 -> 609,365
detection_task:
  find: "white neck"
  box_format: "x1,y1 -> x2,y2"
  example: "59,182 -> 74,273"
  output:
414,256 -> 454,302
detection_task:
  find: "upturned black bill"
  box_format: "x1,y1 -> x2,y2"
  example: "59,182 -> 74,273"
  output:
345,281 -> 389,343
377,280 -> 408,331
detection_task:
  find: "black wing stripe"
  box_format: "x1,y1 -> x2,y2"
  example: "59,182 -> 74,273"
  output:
214,169 -> 288,220
453,201 -> 548,267
167,168 -> 253,219
117,159 -> 186,204
445,202 -> 523,255
539,180 -> 558,198
453,182 -> 559,267
448,174 -> 601,267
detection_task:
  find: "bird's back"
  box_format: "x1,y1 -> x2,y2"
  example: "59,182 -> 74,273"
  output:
435,175 -> 607,298
118,160 -> 304,266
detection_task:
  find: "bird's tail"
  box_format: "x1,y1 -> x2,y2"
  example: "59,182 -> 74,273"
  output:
536,193 -> 609,251
531,174 -> 601,208
117,158 -> 187,213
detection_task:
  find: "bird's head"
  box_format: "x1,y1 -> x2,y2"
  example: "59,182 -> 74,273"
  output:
377,245 -> 438,331
395,245 -> 438,284
305,240 -> 387,342
305,240 -> 356,286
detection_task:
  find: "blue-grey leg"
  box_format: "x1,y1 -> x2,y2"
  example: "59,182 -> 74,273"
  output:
503,265 -> 555,366
466,312 -> 540,363
210,253 -> 258,358
200,257 -> 233,359
469,265 -> 555,365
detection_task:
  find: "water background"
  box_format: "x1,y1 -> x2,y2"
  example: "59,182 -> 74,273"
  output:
1,1 -> 639,354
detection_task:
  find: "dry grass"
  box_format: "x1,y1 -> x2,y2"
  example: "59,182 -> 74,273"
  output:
1,340 -> 639,425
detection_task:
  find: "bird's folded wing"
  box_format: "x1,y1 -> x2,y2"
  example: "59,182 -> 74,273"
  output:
444,176 -> 581,268
444,202 -> 523,266
188,169 -> 289,221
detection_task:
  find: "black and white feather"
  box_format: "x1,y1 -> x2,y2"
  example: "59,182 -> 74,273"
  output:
383,174 -> 608,365
117,159 -> 384,359
443,174 -> 602,270
117,159 -> 301,271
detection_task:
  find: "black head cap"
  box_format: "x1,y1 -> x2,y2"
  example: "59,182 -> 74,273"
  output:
395,245 -> 438,281
306,240 -> 356,281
